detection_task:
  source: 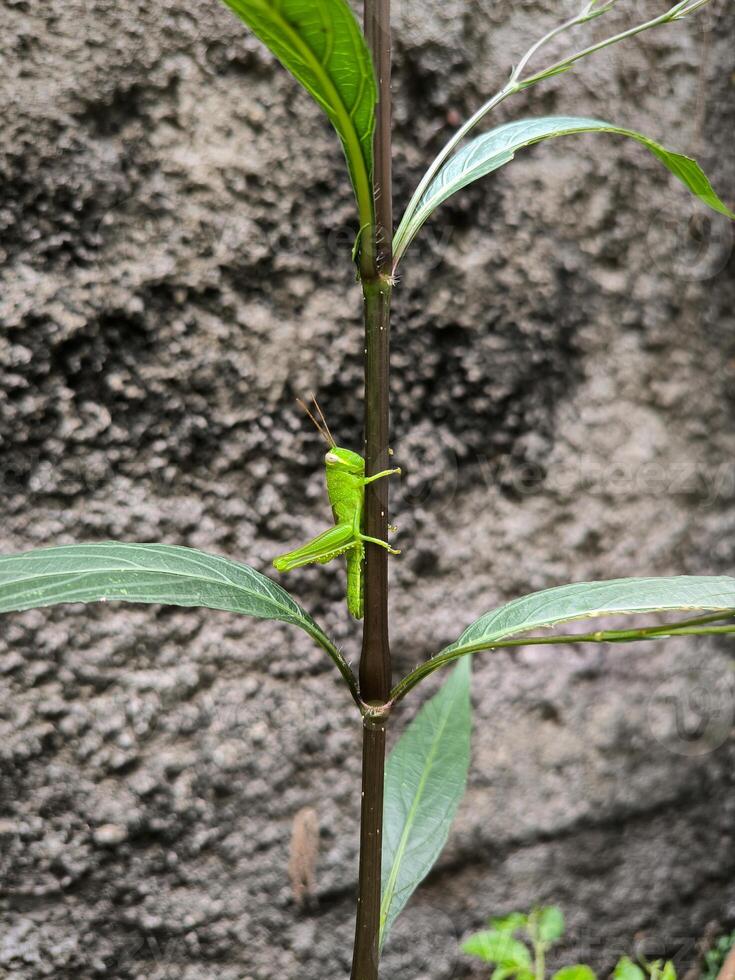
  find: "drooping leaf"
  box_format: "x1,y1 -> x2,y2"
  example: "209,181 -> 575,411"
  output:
220,0 -> 376,227
553,966 -> 597,980
393,116 -> 735,264
441,576 -> 735,659
0,542 -> 353,693
461,930 -> 533,970
380,658 -> 472,945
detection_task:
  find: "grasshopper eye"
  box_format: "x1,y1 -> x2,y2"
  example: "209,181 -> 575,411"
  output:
325,451 -> 341,465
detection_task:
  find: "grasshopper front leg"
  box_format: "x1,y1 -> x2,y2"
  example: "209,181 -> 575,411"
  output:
360,467 -> 401,553
359,533 -> 400,555
361,467 -> 401,486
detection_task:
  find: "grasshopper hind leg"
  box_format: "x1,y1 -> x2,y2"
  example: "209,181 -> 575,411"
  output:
273,523 -> 357,572
346,542 -> 365,619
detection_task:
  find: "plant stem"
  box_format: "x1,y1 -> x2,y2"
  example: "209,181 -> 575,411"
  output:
391,5 -> 589,267
303,624 -> 362,710
392,0 -> 717,268
360,280 -> 392,702
535,942 -> 546,980
352,0 -> 393,976
365,0 -> 393,279
351,714 -> 388,979
518,0 -> 703,89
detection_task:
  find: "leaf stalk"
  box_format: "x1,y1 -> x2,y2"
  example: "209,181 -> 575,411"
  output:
389,613 -> 735,704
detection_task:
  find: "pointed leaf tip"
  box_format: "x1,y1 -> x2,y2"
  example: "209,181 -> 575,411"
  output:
394,116 -> 734,265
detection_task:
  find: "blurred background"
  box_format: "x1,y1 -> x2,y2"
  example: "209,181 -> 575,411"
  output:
1,0 -> 734,977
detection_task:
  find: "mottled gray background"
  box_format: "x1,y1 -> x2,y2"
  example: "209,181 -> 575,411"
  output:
1,0 -> 734,977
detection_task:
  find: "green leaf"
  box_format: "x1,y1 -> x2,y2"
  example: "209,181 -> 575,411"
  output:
614,958 -> 647,980
535,906 -> 565,944
648,960 -> 664,980
462,930 -> 533,969
393,116 -> 735,264
380,658 -> 472,945
661,962 -> 677,980
220,0 -> 376,228
492,913 -> 529,934
0,542 -> 309,622
493,968 -> 525,980
0,542 -> 354,696
553,967 -> 597,980
441,576 -> 735,659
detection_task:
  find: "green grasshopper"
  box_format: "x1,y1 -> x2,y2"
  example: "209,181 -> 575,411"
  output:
273,398 -> 401,619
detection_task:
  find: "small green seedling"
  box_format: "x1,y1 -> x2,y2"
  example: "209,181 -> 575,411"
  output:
272,398 -> 401,619
462,907 -> 678,980
614,955 -> 676,980
703,931 -> 735,980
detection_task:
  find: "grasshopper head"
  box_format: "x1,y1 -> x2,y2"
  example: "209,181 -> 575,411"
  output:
325,446 -> 365,474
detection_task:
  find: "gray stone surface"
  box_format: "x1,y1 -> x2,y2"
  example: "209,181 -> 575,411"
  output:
1,0 -> 734,977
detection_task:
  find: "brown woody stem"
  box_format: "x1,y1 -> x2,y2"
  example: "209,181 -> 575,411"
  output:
351,0 -> 393,976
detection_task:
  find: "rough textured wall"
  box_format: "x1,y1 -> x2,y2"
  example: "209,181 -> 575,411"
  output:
1,0 -> 734,977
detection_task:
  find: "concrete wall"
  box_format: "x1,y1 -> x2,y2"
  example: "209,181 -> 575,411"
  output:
0,0 -> 734,976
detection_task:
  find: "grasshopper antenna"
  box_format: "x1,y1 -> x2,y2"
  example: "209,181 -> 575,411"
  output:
296,397 -> 335,447
311,395 -> 336,448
